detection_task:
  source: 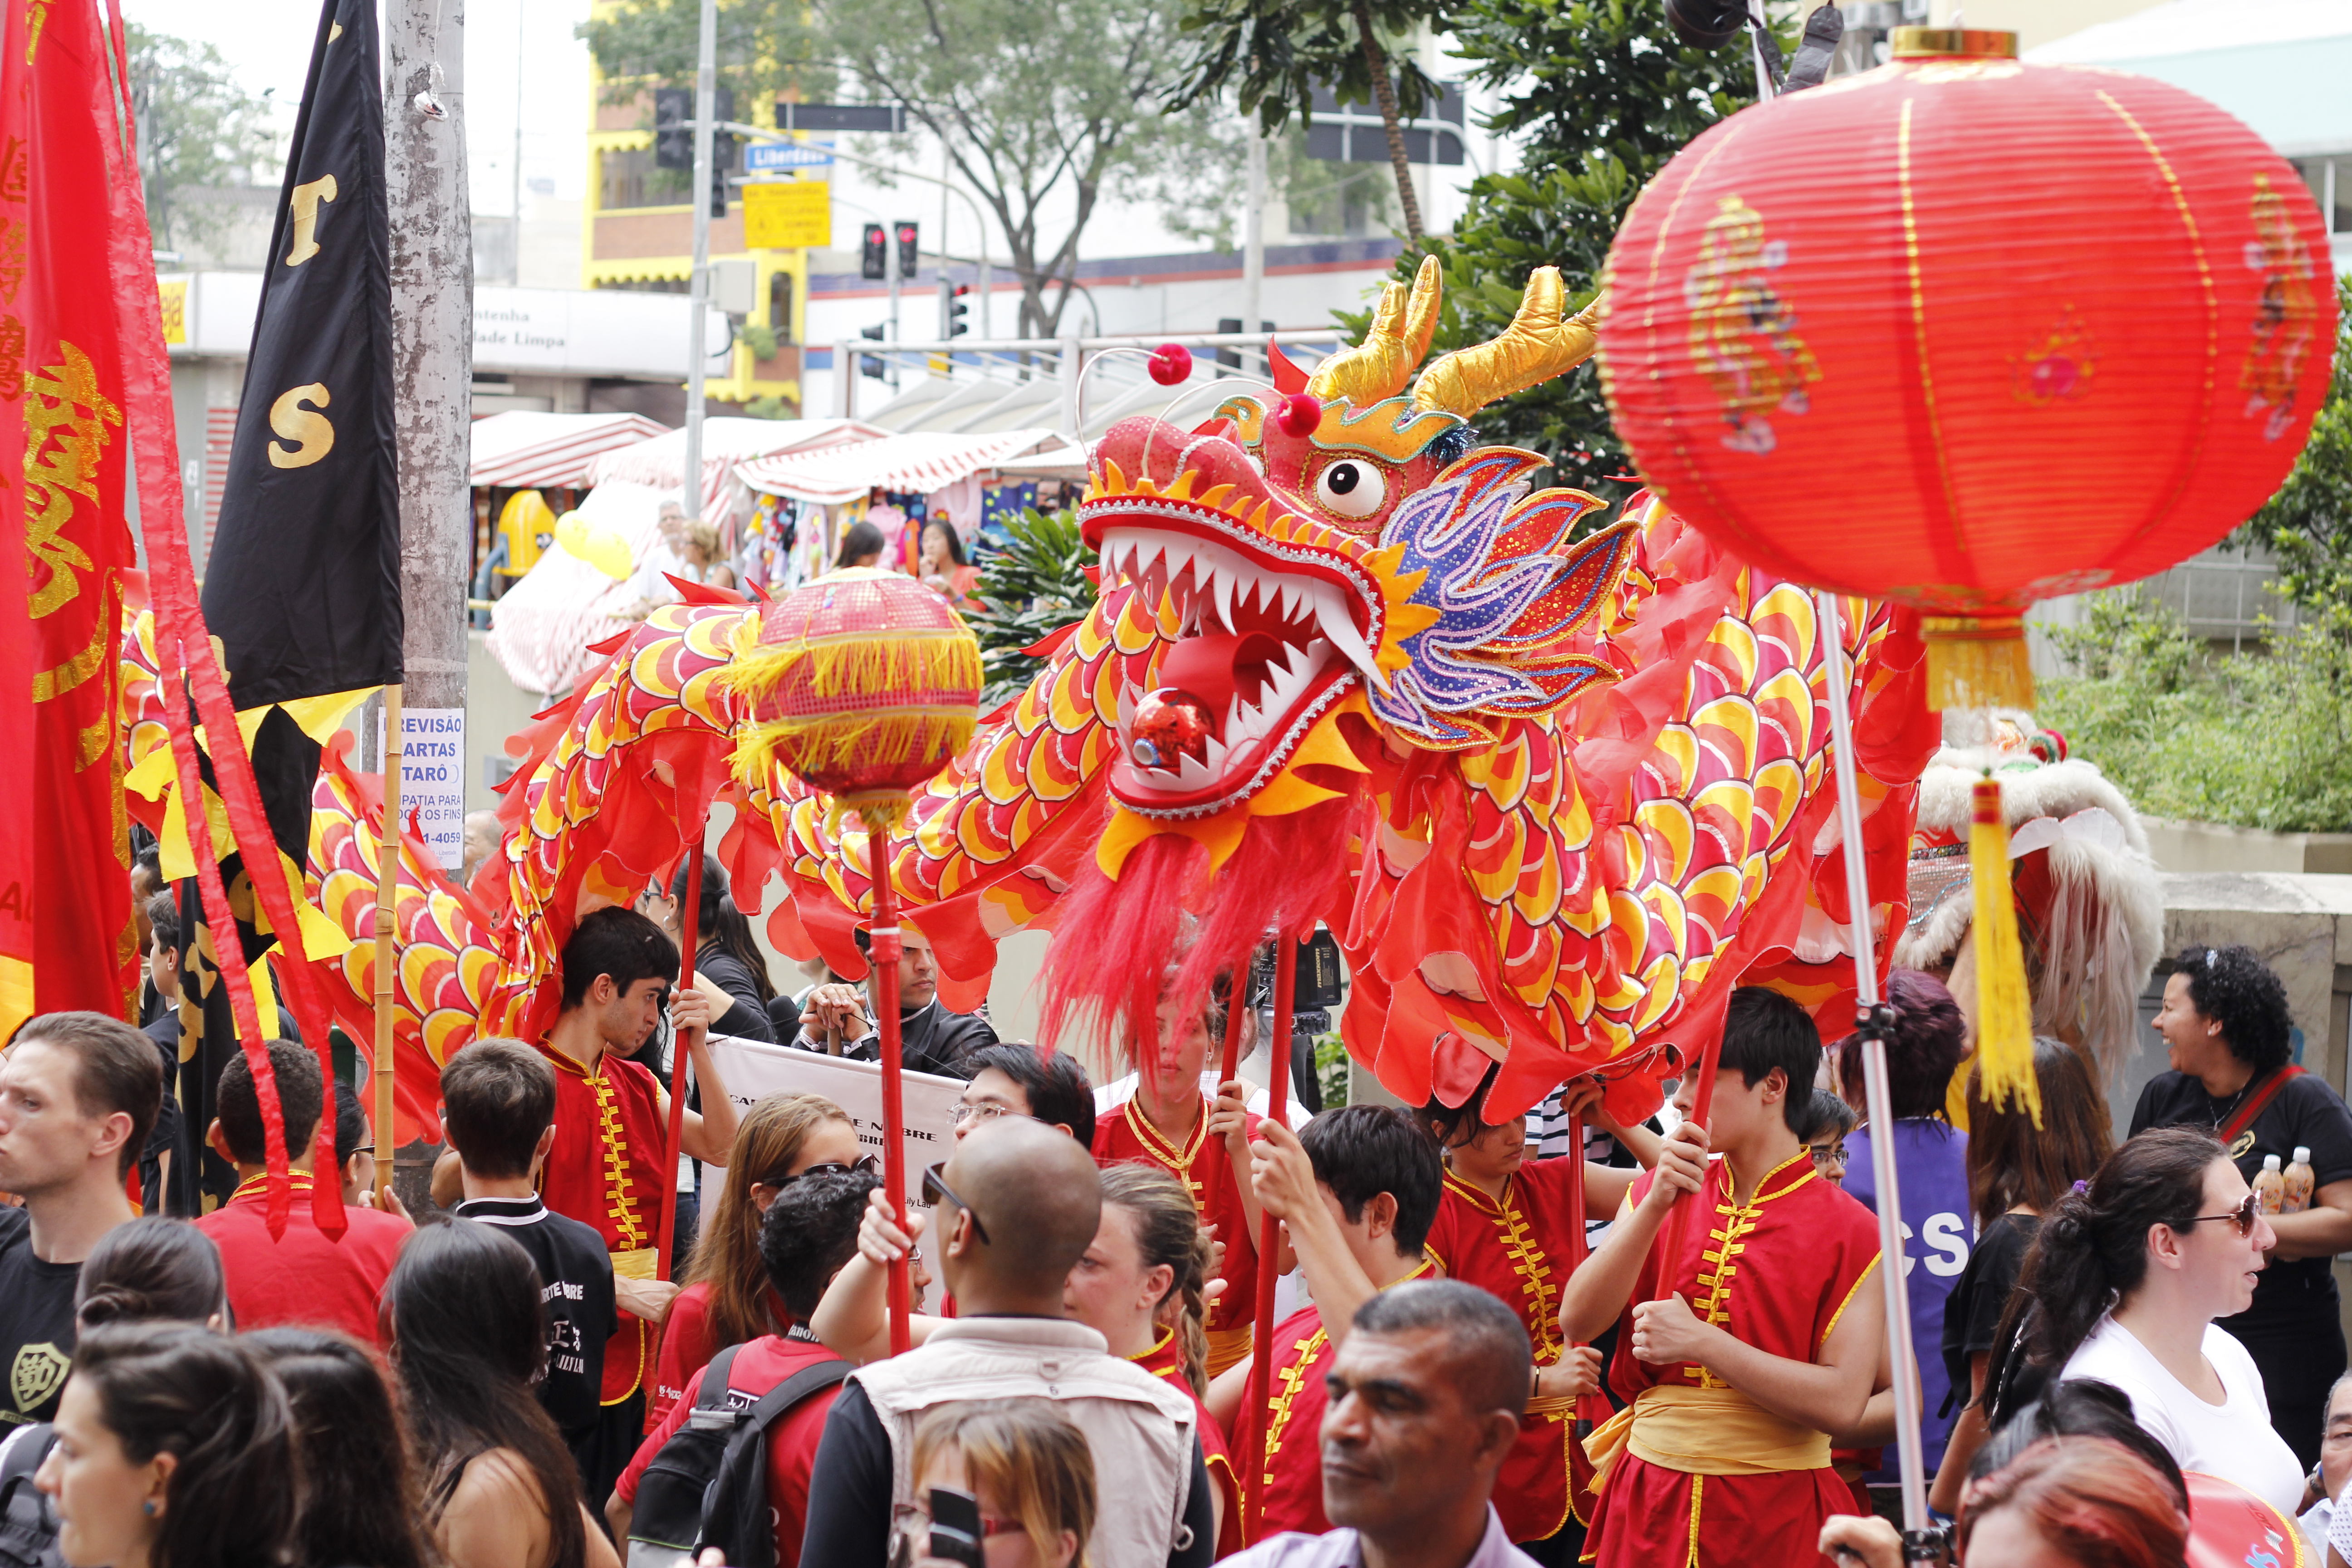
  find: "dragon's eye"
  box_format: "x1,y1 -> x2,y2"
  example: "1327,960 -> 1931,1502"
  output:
1315,460 -> 1386,520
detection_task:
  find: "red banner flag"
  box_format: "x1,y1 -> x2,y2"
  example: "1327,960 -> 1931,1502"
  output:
0,0 -> 143,1034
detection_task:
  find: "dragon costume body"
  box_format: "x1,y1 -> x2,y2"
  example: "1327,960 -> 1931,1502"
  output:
124,259 -> 1938,1141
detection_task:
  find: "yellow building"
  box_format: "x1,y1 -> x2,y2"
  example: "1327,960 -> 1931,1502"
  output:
583,76 -> 810,414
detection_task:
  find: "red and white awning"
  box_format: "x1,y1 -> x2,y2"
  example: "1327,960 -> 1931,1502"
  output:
583,416 -> 889,529
735,427 -> 1076,505
469,411 -> 671,490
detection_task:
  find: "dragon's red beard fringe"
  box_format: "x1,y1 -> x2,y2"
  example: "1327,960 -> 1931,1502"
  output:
1040,794 -> 1362,1071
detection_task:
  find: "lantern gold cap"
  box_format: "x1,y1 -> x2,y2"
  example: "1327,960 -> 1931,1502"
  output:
1890,26 -> 2019,59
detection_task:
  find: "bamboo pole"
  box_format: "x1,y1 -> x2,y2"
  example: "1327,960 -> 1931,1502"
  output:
1242,931 -> 1298,1545
372,684 -> 402,1202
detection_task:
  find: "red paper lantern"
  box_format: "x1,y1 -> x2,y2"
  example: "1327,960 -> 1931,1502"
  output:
723,565 -> 982,823
1597,28 -> 2337,708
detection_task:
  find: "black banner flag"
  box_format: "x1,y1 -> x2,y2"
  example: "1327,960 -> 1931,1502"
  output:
172,0 -> 397,1214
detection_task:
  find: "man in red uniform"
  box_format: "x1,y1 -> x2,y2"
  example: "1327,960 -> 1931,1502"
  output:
1094,983 -> 1264,1377
1206,1104 -> 1443,1543
1561,988 -> 1886,1568
608,1165 -> 868,1567
196,1039 -> 408,1345
1422,1069 -> 1657,1563
530,905 -> 740,1504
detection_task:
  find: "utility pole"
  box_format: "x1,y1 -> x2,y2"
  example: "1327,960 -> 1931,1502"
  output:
384,0 -> 472,1206
684,0 -> 716,519
1242,133 -> 1266,375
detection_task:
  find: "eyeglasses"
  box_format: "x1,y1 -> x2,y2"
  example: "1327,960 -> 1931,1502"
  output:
2185,1192 -> 2261,1237
950,1100 -> 1032,1126
761,1154 -> 880,1189
923,1161 -> 990,1245
891,1502 -> 1026,1545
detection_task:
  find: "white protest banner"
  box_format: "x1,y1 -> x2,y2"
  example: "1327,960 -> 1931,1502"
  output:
703,1035 -> 961,1311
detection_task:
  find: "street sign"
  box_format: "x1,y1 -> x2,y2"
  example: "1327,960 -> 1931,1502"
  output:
745,181 -> 832,250
745,142 -> 834,172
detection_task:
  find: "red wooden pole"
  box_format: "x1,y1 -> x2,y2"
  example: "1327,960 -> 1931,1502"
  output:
655,838 -> 704,1279
1195,968 -> 1254,1279
866,818 -> 914,1355
1242,931 -> 1297,1545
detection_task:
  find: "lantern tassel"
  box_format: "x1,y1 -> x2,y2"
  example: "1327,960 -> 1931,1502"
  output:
1922,616 -> 2034,711
1968,775 -> 2042,1126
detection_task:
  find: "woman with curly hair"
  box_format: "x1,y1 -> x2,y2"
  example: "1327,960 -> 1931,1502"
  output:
2135,943 -> 2352,1468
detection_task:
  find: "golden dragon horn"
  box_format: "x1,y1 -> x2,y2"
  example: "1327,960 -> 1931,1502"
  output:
1306,253 -> 1443,407
1409,266 -> 1601,417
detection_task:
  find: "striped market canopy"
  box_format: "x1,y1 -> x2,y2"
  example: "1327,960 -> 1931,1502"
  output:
469,411 -> 672,490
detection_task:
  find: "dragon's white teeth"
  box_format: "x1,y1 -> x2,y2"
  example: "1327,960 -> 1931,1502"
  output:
1211,567 -> 1235,632
1313,590 -> 1387,691
1222,693 -> 1244,741
1277,581 -> 1303,622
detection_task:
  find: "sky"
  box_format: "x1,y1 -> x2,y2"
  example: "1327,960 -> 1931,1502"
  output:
122,0 -> 598,211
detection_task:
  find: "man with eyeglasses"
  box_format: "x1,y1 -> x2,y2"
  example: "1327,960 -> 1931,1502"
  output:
955,1043 -> 1095,1145
800,1117 -> 1216,1568
797,925 -> 995,1078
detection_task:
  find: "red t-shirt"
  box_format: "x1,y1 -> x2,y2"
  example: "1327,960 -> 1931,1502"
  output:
650,1280 -> 793,1427
196,1171 -> 410,1346
617,1332 -> 843,1568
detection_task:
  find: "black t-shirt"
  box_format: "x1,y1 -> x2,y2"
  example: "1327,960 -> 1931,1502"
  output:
1940,1210 -> 2039,1415
801,1378 -> 1215,1568
2131,1067 -> 2352,1324
139,1016 -> 182,1218
449,1197 -> 618,1444
0,1208 -> 79,1430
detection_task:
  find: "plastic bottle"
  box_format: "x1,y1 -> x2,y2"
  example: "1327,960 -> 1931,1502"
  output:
2283,1146 -> 2315,1215
2253,1153 -> 2286,1215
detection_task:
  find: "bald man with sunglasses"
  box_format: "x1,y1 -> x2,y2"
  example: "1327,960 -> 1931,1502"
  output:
799,1117 -> 1216,1568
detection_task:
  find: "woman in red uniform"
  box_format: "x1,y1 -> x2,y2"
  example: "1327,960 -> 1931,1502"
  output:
1070,1163 -> 1244,1556
1093,980 -> 1265,1377
1421,1065 -> 1654,1565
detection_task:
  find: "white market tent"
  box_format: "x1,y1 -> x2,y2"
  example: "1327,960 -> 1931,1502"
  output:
486,417 -> 887,694
735,428 -> 1078,506
2031,0 -> 2352,164
468,411 -> 672,490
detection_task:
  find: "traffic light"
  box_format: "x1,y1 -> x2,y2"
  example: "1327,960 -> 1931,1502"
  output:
860,224 -> 887,281
709,87 -> 736,213
653,88 -> 691,170
860,324 -> 887,381
895,222 -> 919,281
946,281 -> 971,338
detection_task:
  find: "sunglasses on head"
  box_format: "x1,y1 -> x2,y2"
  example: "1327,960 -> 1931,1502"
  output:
2185,1191 -> 2261,1238
923,1161 -> 991,1245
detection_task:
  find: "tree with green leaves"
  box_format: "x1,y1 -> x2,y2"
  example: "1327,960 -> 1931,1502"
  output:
1338,0 -> 1765,499
126,24 -> 276,257
964,508 -> 1098,702
586,0 -> 1235,339
578,0 -> 829,111
1167,0 -> 1449,238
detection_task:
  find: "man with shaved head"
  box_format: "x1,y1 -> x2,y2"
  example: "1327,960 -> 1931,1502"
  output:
1225,1279 -> 1539,1567
799,1117 -> 1217,1568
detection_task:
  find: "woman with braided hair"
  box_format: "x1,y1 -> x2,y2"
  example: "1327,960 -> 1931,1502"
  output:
1984,1124 -> 2304,1516
1067,1163 -> 1241,1556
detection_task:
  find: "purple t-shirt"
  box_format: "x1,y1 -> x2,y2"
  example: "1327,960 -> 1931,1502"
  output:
1842,1117 -> 1970,1479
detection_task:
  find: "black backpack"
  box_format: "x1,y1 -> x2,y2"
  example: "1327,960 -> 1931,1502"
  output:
0,1423 -> 62,1568
626,1343 -> 851,1568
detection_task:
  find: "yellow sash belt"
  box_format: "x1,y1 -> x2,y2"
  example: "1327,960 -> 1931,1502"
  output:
1583,1384 -> 1831,1484
612,1246 -> 657,1280
1204,1326 -> 1254,1379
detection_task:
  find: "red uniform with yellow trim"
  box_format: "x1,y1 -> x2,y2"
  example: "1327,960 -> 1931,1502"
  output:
1238,1258 -> 1437,1544
1581,1153 -> 1881,1567
534,1041 -> 670,1407
1093,1095 -> 1263,1375
1424,1159 -> 1596,1544
1133,1328 -> 1243,1558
